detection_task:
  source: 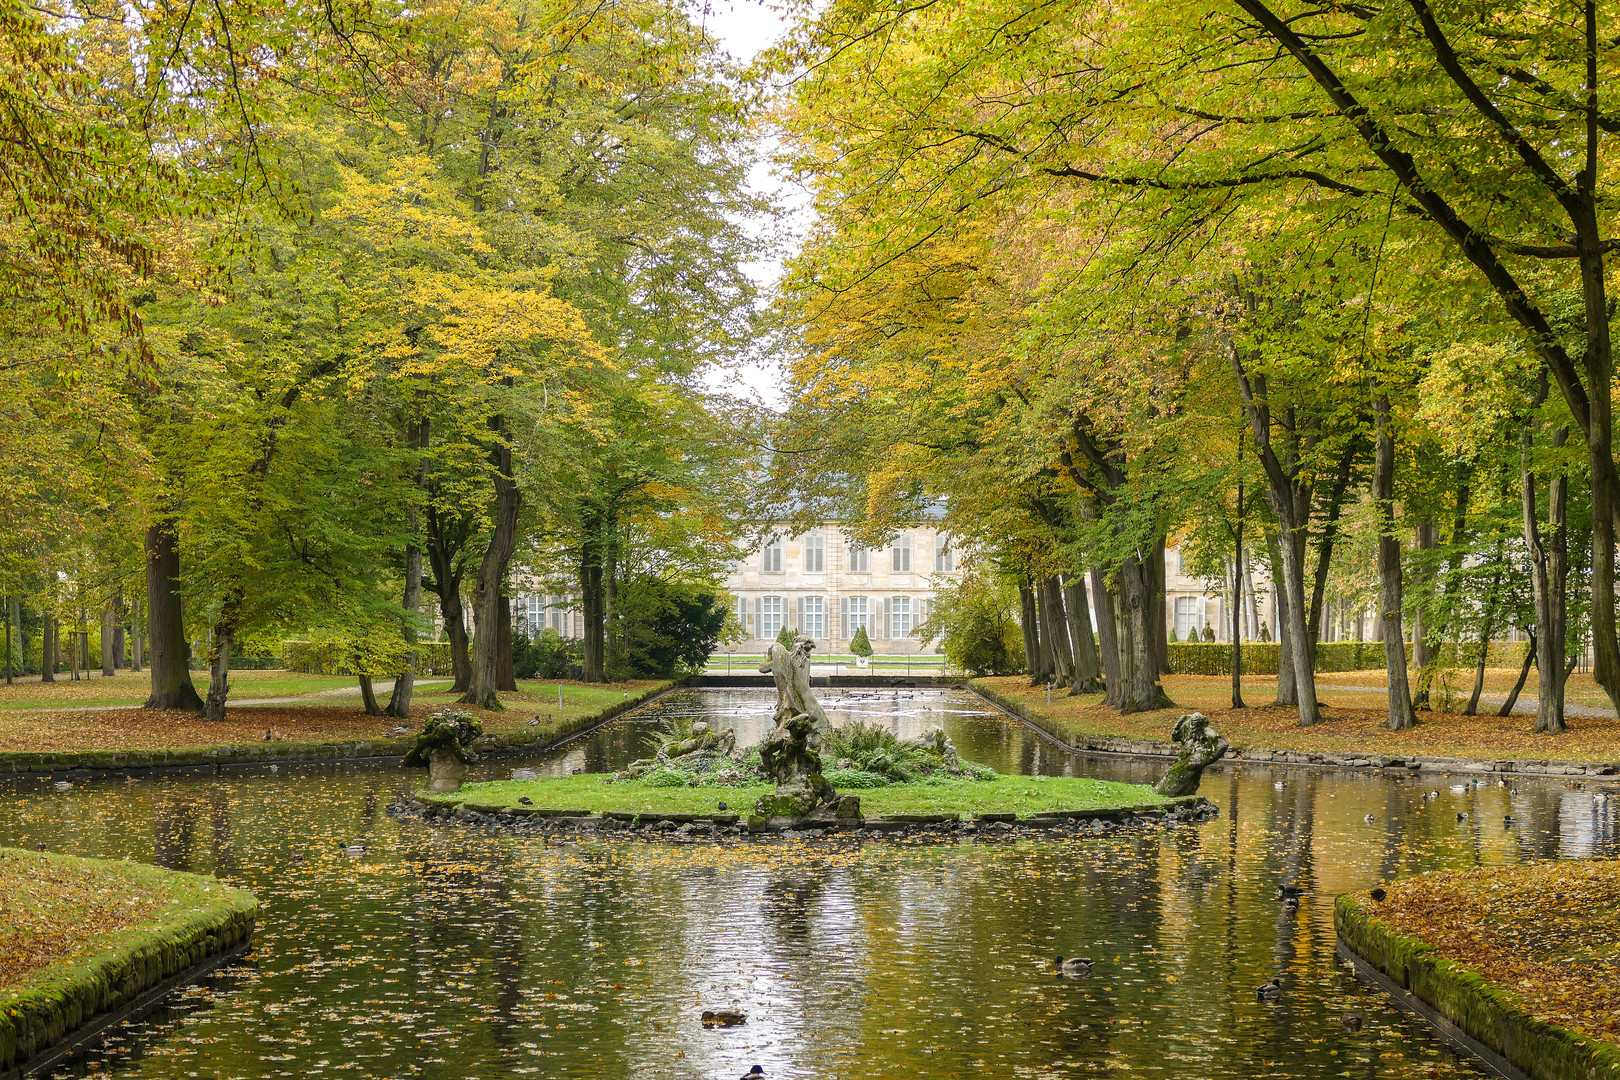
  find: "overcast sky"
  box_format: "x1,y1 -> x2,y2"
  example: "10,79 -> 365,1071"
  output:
696,0 -> 807,411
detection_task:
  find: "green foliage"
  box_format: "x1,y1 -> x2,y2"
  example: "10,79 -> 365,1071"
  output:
283,640 -> 454,677
610,577 -> 731,679
849,624 -> 873,657
513,628 -> 583,681
776,624 -> 798,649
918,566 -> 1024,676
643,769 -> 694,788
402,710 -> 484,767
823,768 -> 892,788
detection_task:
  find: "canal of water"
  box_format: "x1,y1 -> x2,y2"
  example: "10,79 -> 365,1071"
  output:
4,687 -> 1614,1080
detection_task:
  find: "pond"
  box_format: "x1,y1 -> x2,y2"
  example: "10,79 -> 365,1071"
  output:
3,686 -> 1615,1080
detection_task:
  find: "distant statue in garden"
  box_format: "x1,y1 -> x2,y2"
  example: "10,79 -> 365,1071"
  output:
1201,622 -> 1216,642
1153,712 -> 1229,796
758,634 -> 829,745
1258,621 -> 1272,642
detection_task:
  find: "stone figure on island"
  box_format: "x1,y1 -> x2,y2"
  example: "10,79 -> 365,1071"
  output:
1153,712 -> 1228,797
754,634 -> 859,825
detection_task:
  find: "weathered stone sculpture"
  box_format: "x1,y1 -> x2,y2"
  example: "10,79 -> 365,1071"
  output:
1153,712 -> 1229,796
914,727 -> 962,773
758,635 -> 828,747
403,709 -> 484,793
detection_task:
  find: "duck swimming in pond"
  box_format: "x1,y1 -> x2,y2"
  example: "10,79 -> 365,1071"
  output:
702,1010 -> 747,1027
740,1068 -> 765,1080
1257,981 -> 1281,1000
1054,956 -> 1092,976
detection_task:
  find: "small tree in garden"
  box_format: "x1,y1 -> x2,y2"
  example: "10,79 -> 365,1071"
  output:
777,625 -> 798,649
850,625 -> 873,657
403,709 -> 484,792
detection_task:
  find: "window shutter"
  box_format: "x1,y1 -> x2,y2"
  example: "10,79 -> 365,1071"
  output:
754,597 -> 761,637
881,596 -> 891,638
841,596 -> 849,638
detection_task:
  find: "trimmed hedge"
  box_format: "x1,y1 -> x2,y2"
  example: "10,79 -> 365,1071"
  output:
1165,640 -> 1530,676
186,656 -> 282,671
0,849 -> 258,1072
281,640 -> 456,677
1336,889 -> 1620,1080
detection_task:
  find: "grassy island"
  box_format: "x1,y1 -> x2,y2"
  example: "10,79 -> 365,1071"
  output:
1337,862 -> 1620,1080
0,847 -> 258,1073
417,773 -> 1180,821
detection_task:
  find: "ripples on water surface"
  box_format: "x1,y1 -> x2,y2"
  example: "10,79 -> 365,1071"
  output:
3,687 -> 1616,1079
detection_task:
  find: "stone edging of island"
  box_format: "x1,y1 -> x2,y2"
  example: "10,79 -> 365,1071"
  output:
0,682 -> 681,780
388,792 -> 1217,841
965,681 -> 1620,781
1334,893 -> 1620,1080
0,853 -> 259,1080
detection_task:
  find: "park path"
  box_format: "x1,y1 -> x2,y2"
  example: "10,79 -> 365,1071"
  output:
7,680 -> 453,713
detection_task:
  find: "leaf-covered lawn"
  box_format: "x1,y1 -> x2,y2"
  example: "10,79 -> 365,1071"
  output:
1359,862 -> 1620,1046
981,674 -> 1620,763
429,773 -> 1168,820
0,849 -> 175,990
0,680 -> 670,755
0,669 -> 362,710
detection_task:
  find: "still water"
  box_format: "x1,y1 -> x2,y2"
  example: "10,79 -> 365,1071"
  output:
4,687 -> 1615,1080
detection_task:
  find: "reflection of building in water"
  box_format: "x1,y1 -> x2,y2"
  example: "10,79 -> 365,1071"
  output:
1559,789 -> 1615,858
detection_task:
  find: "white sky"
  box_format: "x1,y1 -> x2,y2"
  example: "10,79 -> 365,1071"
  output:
696,0 -> 812,412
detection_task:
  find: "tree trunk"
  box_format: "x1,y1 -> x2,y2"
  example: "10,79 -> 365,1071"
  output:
1524,413 -> 1570,735
359,673 -> 383,716
1153,538 -> 1171,675
41,617 -> 55,683
1017,582 -> 1040,679
1231,553 -> 1245,710
1410,517 -> 1436,706
144,520 -> 203,712
603,530 -> 619,679
1274,521 -> 1322,725
387,545 -> 422,718
461,420 -> 520,710
1374,394 -> 1418,731
1464,561 -> 1502,717
1264,528 -> 1297,707
101,604 -> 115,676
130,596 -> 142,673
1089,567 -> 1121,703
2,596 -> 10,685
580,549 -> 604,683
1116,552 -> 1173,712
1063,573 -> 1103,693
496,591 -> 517,692
203,616 -> 234,723
1041,575 -> 1075,688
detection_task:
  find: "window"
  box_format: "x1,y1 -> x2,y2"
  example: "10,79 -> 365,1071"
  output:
1173,596 -> 1200,641
802,532 -> 825,573
521,594 -> 544,636
549,595 -> 571,635
890,595 -> 913,637
759,596 -> 784,639
891,534 -> 912,572
801,596 -> 825,638
761,536 -> 783,574
934,538 -> 954,573
842,595 -> 869,638
847,542 -> 870,573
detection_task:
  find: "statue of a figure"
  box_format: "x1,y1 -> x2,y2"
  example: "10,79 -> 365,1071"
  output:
1153,712 -> 1229,796
757,711 -> 837,812
914,727 -> 961,773
758,635 -> 828,746
1201,622 -> 1216,642
1258,621 -> 1272,642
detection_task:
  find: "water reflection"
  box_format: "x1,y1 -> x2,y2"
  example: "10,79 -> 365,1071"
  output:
0,689 -> 1615,1079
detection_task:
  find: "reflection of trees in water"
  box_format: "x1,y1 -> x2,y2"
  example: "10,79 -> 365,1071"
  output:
153,794 -> 202,870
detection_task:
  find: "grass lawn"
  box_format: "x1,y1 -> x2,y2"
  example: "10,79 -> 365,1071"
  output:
0,847 -> 253,991
978,673 -> 1620,763
0,669 -> 364,710
422,773 -> 1172,820
1348,862 -> 1620,1047
0,678 -> 671,756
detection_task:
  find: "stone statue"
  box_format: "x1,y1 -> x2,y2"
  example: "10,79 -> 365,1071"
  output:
755,711 -> 839,819
1258,621 -> 1272,642
913,727 -> 961,773
758,635 -> 828,747
1153,712 -> 1229,797
1201,622 -> 1216,642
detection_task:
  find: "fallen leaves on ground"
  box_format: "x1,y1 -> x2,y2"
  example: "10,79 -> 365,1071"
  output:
0,680 -> 667,754
1364,861 -> 1620,1046
982,675 -> 1620,763
0,849 -> 168,990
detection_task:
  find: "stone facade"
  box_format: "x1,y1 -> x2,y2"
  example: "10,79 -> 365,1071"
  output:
724,524 -> 961,654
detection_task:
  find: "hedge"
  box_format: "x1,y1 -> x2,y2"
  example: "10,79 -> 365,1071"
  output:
186,656 -> 282,671
281,640 -> 455,676
1165,640 -> 1531,676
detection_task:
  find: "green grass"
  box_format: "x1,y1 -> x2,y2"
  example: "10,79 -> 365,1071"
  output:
420,773 -> 1170,820
0,670 -> 370,711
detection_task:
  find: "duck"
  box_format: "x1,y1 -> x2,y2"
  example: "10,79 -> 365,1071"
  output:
385,725 -> 408,737
1257,981 -> 1282,1000
53,780 -> 71,792
1054,956 -> 1092,976
1274,781 -> 1285,791
518,796 -> 534,806
740,1068 -> 765,1080
1341,1012 -> 1362,1031
718,801 -> 729,811
1277,885 -> 1304,899
340,842 -> 366,857
1456,812 -> 1469,822
1369,887 -> 1387,902
701,1010 -> 747,1027
1424,790 -> 1439,801
1363,814 -> 1376,824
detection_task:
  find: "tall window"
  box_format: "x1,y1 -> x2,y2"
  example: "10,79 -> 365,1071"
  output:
842,596 -> 869,638
847,542 -> 870,573
523,595 -> 544,635
548,595 -> 570,635
890,596 -> 913,637
760,596 -> 784,639
801,596 -> 826,638
891,534 -> 912,572
803,532 -> 825,573
761,536 -> 783,574
1173,596 -> 1200,640
934,538 -> 954,573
